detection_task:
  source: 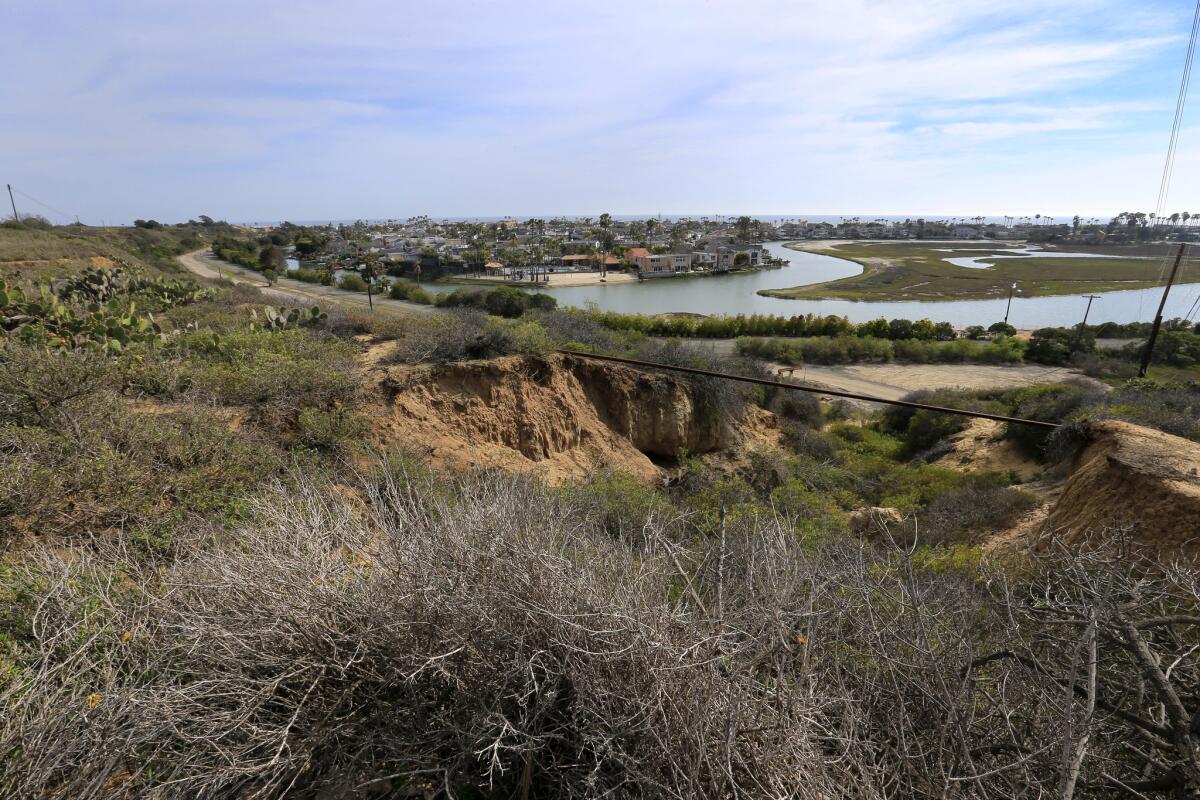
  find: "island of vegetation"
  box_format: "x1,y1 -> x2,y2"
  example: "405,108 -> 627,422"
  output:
763,240 -> 1184,301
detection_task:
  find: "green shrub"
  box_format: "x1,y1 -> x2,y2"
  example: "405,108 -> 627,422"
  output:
1026,327 -> 1092,365
434,285 -> 556,318
296,408 -> 370,453
1002,382 -> 1103,459
561,470 -> 666,542
171,329 -> 359,422
881,389 -> 1006,457
919,484 -> 1039,544
770,479 -> 849,535
336,273 -> 367,292
388,280 -> 434,305
0,401 -> 283,547
292,267 -> 329,284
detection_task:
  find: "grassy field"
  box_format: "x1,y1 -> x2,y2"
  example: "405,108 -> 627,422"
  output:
762,240 -> 1185,301
0,224 -> 204,281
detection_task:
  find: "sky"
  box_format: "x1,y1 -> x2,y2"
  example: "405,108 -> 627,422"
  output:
2,0 -> 1199,224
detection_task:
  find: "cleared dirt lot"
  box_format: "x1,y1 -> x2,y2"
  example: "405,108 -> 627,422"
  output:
678,338 -> 1080,404
789,362 -> 1080,403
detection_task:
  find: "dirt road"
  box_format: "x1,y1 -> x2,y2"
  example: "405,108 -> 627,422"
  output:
176,250 -> 437,316
785,362 -> 1079,403
678,338 -> 1079,405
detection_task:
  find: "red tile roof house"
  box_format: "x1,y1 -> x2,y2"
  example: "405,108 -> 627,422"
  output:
627,248 -> 692,278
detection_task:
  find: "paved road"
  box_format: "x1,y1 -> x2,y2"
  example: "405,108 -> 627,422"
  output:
176,249 -> 437,316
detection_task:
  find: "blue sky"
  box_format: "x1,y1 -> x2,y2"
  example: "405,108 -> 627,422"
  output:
2,0 -> 1198,223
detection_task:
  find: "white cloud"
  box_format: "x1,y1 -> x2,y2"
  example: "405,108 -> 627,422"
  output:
0,0 -> 1194,221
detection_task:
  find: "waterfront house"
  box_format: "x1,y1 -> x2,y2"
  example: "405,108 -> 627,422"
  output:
560,253 -> 621,271
627,248 -> 691,278
642,252 -> 691,277
704,243 -> 766,271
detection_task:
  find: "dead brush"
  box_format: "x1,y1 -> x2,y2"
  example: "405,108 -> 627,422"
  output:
0,463 -> 846,799
7,457 -> 1200,798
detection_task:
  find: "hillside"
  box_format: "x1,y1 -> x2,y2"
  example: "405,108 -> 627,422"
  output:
3,225 -> 1200,798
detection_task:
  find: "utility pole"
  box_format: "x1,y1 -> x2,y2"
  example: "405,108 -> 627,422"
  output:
1138,242 -> 1188,377
1075,294 -> 1101,351
6,184 -> 18,222
1003,282 -> 1018,324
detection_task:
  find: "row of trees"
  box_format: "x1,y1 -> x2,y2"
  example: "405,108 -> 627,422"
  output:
737,334 -> 1025,366
589,311 -> 962,341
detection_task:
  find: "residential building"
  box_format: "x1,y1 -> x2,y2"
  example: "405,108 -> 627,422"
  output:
627,247 -> 691,277
705,243 -> 766,271
560,253 -> 620,270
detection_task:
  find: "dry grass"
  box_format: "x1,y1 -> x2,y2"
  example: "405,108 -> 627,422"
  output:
5,455 -> 1200,798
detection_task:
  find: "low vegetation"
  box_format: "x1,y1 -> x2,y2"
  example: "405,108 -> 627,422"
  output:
588,308 -> 957,340
3,225 -> 1200,798
738,333 -> 1025,365
764,240 -> 1181,301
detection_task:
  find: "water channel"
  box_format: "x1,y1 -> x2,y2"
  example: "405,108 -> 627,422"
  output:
297,242 -> 1200,328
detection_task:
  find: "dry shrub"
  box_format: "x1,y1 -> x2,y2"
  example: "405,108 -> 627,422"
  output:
0,465 -> 841,799
917,484 -> 1039,544
6,461 -> 1200,798
386,308 -> 514,364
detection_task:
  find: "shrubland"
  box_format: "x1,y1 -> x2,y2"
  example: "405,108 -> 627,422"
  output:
3,225 -> 1200,797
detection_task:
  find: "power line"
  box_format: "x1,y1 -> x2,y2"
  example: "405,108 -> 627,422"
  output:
557,350 -> 1060,430
1155,0 -> 1200,222
1143,0 -> 1200,317
10,187 -> 77,223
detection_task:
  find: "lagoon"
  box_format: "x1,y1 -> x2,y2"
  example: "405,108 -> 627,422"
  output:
303,243 -> 1199,328
506,242 -> 1197,328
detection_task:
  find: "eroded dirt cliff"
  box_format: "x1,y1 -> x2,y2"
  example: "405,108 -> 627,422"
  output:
366,352 -> 780,484
1048,420 -> 1200,551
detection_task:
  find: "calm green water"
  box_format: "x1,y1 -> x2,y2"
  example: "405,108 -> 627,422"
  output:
301,243 -> 1198,328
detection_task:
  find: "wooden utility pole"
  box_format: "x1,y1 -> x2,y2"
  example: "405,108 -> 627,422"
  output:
6,184 -> 18,222
1075,294 -> 1101,351
1138,243 -> 1188,377
1004,282 -> 1018,324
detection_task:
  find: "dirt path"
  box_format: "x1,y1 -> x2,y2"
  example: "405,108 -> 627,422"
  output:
176,250 -> 437,316
677,338 -> 1079,405
790,363 -> 1078,403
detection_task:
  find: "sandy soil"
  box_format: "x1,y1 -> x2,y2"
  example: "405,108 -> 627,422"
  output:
176,250 -> 437,316
790,362 -> 1080,403
679,338 -> 1079,404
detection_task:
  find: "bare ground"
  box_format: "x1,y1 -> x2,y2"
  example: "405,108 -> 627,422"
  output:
176,249 -> 437,316
678,338 -> 1079,405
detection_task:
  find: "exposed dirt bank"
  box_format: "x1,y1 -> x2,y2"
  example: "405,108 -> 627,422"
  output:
934,418 -> 1043,481
366,351 -> 780,484
1048,420 -> 1200,551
